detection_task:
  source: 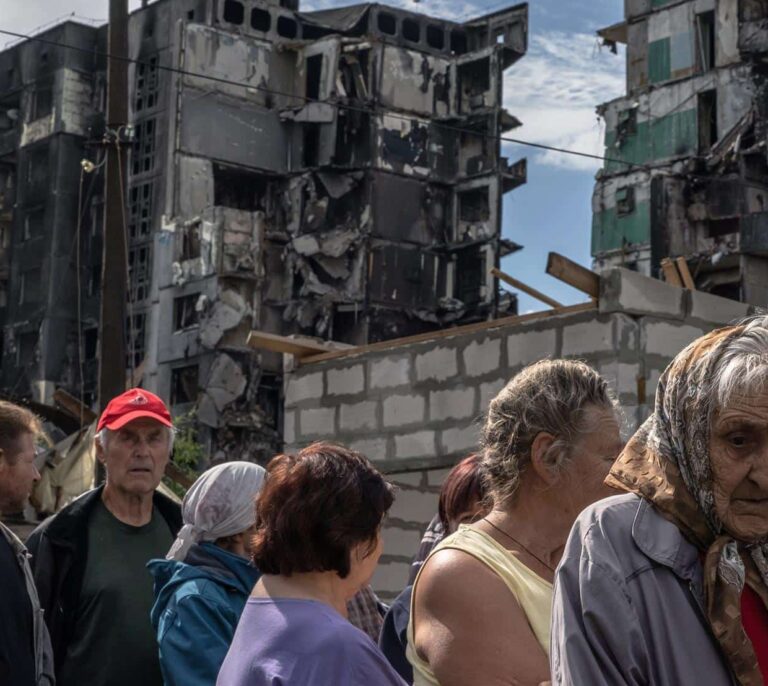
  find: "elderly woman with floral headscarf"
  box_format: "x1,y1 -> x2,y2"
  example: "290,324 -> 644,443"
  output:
551,318 -> 768,686
147,461 -> 266,686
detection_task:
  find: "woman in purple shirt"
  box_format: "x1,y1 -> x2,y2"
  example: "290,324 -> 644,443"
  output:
217,442 -> 406,686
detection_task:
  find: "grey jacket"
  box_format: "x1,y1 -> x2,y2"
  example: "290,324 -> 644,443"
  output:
0,521 -> 55,686
551,493 -> 734,686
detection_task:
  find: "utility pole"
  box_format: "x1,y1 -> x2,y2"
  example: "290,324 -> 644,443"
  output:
98,0 -> 129,416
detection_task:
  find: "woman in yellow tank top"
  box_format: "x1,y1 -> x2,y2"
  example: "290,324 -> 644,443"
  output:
407,360 -> 624,686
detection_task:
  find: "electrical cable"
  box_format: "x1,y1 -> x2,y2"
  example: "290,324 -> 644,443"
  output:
0,25 -> 652,173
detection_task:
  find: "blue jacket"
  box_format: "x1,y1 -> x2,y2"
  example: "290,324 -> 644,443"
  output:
148,542 -> 261,686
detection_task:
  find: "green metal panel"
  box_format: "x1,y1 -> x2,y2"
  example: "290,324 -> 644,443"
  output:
648,38 -> 671,84
651,0 -> 675,6
604,107 -> 698,171
651,108 -> 698,159
591,200 -> 651,254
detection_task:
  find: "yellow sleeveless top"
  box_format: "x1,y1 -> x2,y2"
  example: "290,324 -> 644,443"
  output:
406,525 -> 553,686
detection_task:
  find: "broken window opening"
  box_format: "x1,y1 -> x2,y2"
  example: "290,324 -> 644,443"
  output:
617,107 -> 638,143
458,58 -> 491,113
181,223 -> 202,261
171,364 -> 199,405
135,55 -> 159,112
455,247 -> 484,306
128,180 -> 153,241
16,332 -> 37,368
698,89 -> 718,152
277,16 -> 298,39
458,187 -> 491,224
128,244 -> 152,302
87,265 -> 101,297
22,207 -> 44,241
403,18 -> 421,43
251,7 -> 271,32
616,187 -> 636,216
707,217 -> 739,238
132,118 -> 156,176
427,25 -> 445,50
450,30 -> 468,55
18,268 -> 42,305
84,327 -> 98,360
334,111 -> 370,165
223,0 -> 245,25
126,312 -> 146,369
173,293 -> 200,331
303,124 -> 321,167
338,52 -> 370,101
187,9 -> 195,20
213,165 -> 272,210
696,11 -> 716,73
25,146 -> 48,188
378,12 -> 397,36
305,54 -> 323,101
29,81 -> 53,121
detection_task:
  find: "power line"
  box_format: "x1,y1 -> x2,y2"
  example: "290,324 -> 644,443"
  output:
0,25 -> 652,173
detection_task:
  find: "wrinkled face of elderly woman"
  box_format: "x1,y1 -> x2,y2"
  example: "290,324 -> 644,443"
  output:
710,393 -> 768,541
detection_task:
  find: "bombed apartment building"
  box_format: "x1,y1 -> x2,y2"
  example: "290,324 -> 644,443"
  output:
0,0 -> 528,463
593,0 -> 768,305
0,22 -> 106,405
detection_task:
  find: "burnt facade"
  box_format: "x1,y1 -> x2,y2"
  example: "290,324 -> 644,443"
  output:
594,0 -> 768,304
0,0 -> 528,463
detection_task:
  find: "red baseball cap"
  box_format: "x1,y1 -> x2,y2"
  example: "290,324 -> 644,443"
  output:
97,388 -> 173,432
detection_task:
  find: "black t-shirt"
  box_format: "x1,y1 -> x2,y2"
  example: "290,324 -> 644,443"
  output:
0,533 -> 35,685
58,501 -> 173,686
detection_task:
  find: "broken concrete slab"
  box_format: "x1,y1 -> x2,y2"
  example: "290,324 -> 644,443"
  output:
599,267 -> 686,321
199,289 -> 251,349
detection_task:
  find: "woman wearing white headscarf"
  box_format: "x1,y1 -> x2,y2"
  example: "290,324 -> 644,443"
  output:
148,461 -> 266,686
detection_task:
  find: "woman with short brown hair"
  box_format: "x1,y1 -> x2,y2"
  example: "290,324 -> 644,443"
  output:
217,442 -> 406,685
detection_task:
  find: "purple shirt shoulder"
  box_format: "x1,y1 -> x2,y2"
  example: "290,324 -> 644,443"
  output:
217,598 -> 406,686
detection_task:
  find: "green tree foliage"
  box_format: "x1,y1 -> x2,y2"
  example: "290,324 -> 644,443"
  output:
163,411 -> 204,498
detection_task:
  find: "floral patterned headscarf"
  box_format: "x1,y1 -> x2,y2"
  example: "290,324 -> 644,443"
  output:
607,324 -> 768,686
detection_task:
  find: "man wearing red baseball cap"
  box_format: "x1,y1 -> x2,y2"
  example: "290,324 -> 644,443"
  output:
27,389 -> 182,686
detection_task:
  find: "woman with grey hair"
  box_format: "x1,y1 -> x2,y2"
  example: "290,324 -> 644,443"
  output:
551,319 -> 768,685
148,461 -> 266,686
408,359 -> 623,685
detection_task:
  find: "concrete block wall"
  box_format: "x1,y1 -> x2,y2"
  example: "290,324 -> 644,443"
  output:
283,268 -> 748,600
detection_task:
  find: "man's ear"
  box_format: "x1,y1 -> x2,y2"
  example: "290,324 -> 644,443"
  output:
529,432 -> 559,486
94,439 -> 106,465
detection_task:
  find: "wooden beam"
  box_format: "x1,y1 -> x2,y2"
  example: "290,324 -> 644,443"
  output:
491,268 -> 563,309
246,331 -> 351,358
165,462 -> 196,490
675,256 -> 696,290
53,389 -> 98,425
660,258 -> 683,287
300,302 -> 596,365
546,252 -> 600,299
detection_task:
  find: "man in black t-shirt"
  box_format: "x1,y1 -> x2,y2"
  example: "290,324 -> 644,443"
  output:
0,400 -> 53,686
28,389 -> 182,686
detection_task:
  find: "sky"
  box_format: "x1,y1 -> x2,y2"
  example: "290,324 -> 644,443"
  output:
0,0 -> 626,312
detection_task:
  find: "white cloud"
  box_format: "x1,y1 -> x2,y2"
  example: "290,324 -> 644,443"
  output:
504,31 -> 625,170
